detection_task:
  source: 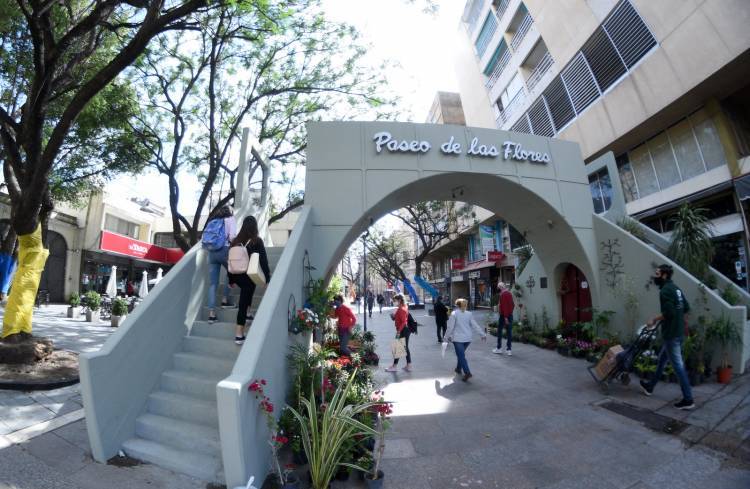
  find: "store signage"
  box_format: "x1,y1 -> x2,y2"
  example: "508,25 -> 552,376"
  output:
451,258 -> 465,270
487,250 -> 505,262
451,273 -> 464,282
468,271 -> 482,279
372,132 -> 550,164
100,231 -> 184,264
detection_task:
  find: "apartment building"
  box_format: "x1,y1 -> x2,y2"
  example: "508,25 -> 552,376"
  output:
456,0 -> 750,288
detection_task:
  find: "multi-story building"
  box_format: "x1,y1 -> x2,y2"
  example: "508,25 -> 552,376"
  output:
456,0 -> 750,288
426,91 -> 468,125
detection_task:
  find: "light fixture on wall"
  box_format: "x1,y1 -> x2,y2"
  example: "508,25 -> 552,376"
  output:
547,219 -> 554,229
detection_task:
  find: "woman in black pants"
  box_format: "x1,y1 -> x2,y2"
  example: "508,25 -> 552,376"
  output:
227,216 -> 271,345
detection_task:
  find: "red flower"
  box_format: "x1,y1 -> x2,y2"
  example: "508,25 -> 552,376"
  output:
260,379 -> 267,385
273,435 -> 289,445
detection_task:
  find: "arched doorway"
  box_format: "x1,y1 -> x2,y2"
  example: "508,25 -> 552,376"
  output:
40,231 -> 67,302
558,263 -> 592,324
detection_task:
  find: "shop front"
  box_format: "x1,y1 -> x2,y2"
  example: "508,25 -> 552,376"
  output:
81,231 -> 183,296
462,258 -> 501,310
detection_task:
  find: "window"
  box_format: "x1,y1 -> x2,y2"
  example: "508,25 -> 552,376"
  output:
475,13 -> 498,58
648,132 -> 681,189
104,215 -> 140,239
465,0 -> 483,33
527,98 -> 554,137
493,0 -> 510,21
616,154 -> 639,203
511,114 -> 532,134
543,77 -> 575,131
581,27 -> 627,93
499,73 -> 524,111
691,111 -> 727,170
561,52 -> 600,114
484,40 -> 509,76
154,232 -> 179,248
602,0 -> 657,69
589,169 -> 613,214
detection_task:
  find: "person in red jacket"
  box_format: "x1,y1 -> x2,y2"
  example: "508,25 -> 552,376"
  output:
385,294 -> 412,372
332,294 -> 356,356
493,282 -> 515,356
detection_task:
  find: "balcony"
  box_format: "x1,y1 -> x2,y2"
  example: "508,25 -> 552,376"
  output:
484,48 -> 512,91
509,12 -> 533,52
526,51 -> 553,92
494,0 -> 510,22
495,90 -> 526,127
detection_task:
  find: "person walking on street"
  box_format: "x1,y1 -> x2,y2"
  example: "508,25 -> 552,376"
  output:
434,295 -> 449,343
227,216 -> 271,345
445,298 -> 487,382
366,290 -> 375,318
385,294 -> 412,372
377,293 -> 385,314
640,264 -> 694,410
332,294 -> 356,356
493,282 -> 515,356
203,205 -> 236,323
355,294 -> 362,314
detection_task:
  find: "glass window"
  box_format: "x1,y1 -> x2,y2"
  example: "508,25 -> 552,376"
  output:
500,73 -> 524,109
104,215 -> 140,239
668,119 -> 705,180
484,41 -> 508,76
154,232 -> 178,248
589,176 -> 604,214
599,170 -> 612,210
588,170 -> 613,214
648,132 -> 681,189
629,144 -> 659,197
616,154 -> 639,202
691,111 -> 727,170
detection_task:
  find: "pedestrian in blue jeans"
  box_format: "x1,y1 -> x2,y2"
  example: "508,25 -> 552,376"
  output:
204,206 -> 236,322
445,298 -> 486,382
640,264 -> 694,410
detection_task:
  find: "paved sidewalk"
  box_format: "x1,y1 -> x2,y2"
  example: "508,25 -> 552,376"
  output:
350,307 -> 750,489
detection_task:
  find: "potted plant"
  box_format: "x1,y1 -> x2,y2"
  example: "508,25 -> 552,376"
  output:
364,392 -> 392,489
111,297 -> 128,327
84,290 -> 101,322
67,292 -> 81,318
706,315 -> 742,384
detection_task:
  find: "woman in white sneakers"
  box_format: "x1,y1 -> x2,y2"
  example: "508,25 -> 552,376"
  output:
445,298 -> 486,382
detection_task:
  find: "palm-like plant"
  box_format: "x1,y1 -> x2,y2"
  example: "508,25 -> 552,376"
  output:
667,204 -> 714,280
288,371 -> 379,489
515,245 -> 534,276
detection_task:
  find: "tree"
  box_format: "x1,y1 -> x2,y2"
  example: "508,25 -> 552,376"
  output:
389,201 -> 471,278
131,1 -> 397,251
667,204 -> 715,280
364,231 -> 410,288
0,0 -> 214,340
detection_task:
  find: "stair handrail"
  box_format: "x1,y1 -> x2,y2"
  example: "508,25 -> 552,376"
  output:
217,205 -> 313,488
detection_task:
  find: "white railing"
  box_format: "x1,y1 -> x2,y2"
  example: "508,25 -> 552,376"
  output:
496,90 -> 526,126
484,48 -> 512,91
475,14 -> 498,58
510,12 -> 533,52
217,206 -> 313,488
526,51 -> 554,92
465,0 -> 483,34
495,0 -> 510,22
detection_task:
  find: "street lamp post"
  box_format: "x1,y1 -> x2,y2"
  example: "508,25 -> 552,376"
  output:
362,231 -> 369,332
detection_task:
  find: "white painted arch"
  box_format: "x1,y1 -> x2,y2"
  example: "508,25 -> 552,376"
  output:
305,121 -> 601,309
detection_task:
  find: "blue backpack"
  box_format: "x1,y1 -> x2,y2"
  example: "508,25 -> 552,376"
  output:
201,218 -> 226,251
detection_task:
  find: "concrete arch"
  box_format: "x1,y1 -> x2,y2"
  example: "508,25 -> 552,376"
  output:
305,121 -> 601,308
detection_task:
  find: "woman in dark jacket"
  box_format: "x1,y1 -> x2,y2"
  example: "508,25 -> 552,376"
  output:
227,216 -> 271,345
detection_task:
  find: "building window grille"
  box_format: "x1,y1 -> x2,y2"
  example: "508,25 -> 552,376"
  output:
561,52 -> 600,114
465,0 -> 484,34
484,40 -> 511,84
542,77 -> 575,131
527,98 -> 555,137
526,50 -> 554,93
589,169 -> 613,214
602,0 -> 656,69
581,27 -> 627,93
493,0 -> 510,22
475,13 -> 498,58
510,114 -> 532,134
509,8 -> 534,52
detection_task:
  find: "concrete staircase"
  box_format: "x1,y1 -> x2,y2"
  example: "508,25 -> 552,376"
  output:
121,247 -> 283,482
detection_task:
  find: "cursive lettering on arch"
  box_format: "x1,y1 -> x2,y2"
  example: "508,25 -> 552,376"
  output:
373,132 -> 431,154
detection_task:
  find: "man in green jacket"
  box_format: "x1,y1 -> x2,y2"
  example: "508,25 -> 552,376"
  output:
640,264 -> 694,410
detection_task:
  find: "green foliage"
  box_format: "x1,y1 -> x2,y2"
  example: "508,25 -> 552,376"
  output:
68,292 -> 80,307
307,279 -> 336,318
515,245 -> 534,277
704,274 -> 718,290
706,315 -> 743,369
617,217 -> 646,241
112,298 -> 128,317
721,284 -> 741,306
84,291 -> 101,311
666,205 -> 715,280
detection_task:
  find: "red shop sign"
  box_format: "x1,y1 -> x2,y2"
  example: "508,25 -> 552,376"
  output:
99,231 -> 184,264
487,251 -> 505,262
451,258 -> 465,270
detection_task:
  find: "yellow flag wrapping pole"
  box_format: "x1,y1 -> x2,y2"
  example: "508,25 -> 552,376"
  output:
2,224 -> 49,338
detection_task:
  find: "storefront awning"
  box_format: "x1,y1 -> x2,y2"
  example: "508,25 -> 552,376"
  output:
100,231 -> 184,265
460,259 -> 498,273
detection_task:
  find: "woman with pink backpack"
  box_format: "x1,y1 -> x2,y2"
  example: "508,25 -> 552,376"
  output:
227,216 -> 271,345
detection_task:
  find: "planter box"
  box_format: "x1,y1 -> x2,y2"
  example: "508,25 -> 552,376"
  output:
111,315 -> 126,328
86,310 -> 100,322
67,307 -> 80,319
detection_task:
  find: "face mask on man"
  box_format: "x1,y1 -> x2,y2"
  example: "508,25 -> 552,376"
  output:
652,275 -> 665,287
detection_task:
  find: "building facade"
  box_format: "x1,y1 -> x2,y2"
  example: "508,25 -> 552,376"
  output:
456,0 -> 750,289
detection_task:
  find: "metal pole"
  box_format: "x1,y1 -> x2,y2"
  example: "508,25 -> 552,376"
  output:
363,232 -> 368,332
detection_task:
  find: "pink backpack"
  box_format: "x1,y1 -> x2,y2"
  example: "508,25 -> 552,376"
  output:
227,241 -> 250,274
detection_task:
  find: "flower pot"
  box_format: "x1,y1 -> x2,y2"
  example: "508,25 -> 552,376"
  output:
111,315 -> 126,328
365,470 -> 384,489
717,366 -> 733,384
67,306 -> 80,319
86,310 -> 100,322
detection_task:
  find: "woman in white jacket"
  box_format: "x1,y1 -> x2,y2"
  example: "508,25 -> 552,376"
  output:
445,298 -> 487,382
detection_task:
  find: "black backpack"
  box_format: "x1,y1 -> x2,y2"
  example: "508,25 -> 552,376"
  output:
407,313 -> 418,334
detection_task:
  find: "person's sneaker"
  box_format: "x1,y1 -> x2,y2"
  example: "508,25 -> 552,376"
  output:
220,301 -> 233,308
640,380 -> 654,396
454,367 -> 462,374
234,336 -> 245,345
506,349 -> 512,356
461,373 -> 473,382
674,399 -> 695,410
492,348 -> 503,354
384,366 -> 398,373
208,315 -> 218,323
402,365 -> 412,372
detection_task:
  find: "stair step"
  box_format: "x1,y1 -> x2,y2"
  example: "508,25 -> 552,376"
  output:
148,390 -> 219,428
183,335 -> 242,358
202,306 -> 258,323
123,438 -> 222,482
172,352 -> 234,377
191,321 -> 239,340
135,413 -> 220,455
161,369 -> 222,401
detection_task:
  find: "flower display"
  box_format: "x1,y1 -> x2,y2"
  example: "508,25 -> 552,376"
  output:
291,308 -> 321,333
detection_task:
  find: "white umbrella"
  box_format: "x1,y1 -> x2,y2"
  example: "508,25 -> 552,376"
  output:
149,268 -> 164,286
139,270 -> 149,298
105,266 -> 118,297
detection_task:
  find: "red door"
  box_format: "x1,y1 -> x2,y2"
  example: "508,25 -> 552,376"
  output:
561,264 -> 592,324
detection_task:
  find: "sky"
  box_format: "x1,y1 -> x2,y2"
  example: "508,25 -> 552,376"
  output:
107,0 -> 464,216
